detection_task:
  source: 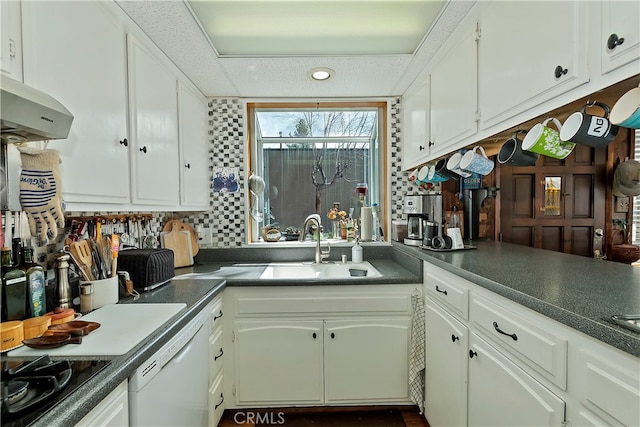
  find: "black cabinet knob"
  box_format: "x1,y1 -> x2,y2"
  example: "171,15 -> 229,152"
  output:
451,334 -> 459,342
139,146 -> 147,154
554,65 -> 568,79
185,163 -> 191,169
312,332 -> 317,339
469,350 -> 478,359
428,141 -> 435,147
607,33 -> 625,50
119,138 -> 128,147
419,145 -> 425,151
331,332 -> 335,339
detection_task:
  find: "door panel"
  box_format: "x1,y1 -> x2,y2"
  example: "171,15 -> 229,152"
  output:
541,227 -> 563,252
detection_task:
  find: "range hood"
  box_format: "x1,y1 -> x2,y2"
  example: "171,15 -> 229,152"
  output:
1,76 -> 74,143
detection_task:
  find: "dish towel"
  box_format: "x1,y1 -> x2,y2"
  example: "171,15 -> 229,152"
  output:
409,289 -> 426,414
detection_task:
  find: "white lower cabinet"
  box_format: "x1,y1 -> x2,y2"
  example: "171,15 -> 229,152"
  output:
75,380 -> 129,427
468,333 -> 565,426
225,285 -> 414,408
423,261 -> 640,427
425,299 -> 468,427
209,296 -> 224,427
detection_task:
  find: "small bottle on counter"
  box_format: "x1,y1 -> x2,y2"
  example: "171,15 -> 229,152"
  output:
352,238 -> 363,263
18,246 -> 47,317
371,203 -> 380,241
1,247 -> 27,321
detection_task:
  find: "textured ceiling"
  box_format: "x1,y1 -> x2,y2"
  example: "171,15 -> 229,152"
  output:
116,1 -> 475,98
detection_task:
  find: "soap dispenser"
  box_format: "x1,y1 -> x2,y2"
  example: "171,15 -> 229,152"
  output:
352,238 -> 363,263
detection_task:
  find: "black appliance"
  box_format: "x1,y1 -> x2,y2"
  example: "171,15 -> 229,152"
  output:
1,355 -> 110,427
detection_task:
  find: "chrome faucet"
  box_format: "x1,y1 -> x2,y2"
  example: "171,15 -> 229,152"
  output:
300,213 -> 330,263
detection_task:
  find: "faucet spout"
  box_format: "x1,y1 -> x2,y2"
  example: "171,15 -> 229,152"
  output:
300,214 -> 324,263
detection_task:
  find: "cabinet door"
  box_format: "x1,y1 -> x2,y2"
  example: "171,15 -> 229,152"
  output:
402,77 -> 430,170
324,318 -> 410,402
430,24 -> 478,155
178,82 -> 209,208
601,0 -> 640,74
478,1 -> 588,130
234,320 -> 323,404
127,34 -> 179,206
468,333 -> 565,427
75,380 -> 129,427
1,0 -> 22,80
22,1 -> 130,205
425,300 -> 468,427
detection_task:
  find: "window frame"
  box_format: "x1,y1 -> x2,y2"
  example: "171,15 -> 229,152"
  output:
246,101 -> 389,245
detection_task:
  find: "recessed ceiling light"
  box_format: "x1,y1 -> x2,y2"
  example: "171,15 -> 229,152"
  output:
309,67 -> 334,81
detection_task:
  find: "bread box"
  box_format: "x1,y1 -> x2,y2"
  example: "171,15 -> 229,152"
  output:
117,248 -> 174,291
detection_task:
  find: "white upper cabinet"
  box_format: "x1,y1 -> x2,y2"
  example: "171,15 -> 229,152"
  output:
477,1 -> 589,130
430,23 -> 478,156
178,82 -> 209,208
127,34 -> 180,206
1,0 -> 22,80
401,76 -> 430,170
21,1 -> 130,206
600,0 -> 640,75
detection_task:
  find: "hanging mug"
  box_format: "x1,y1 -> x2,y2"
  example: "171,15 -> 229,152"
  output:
521,118 -> 575,159
433,158 -> 458,180
427,163 -> 449,182
446,152 -> 471,177
416,165 -> 429,186
497,130 -> 539,166
610,84 -> 640,129
560,102 -> 619,148
459,146 -> 494,175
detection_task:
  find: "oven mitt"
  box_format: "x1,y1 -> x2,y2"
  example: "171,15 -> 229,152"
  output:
18,147 -> 64,242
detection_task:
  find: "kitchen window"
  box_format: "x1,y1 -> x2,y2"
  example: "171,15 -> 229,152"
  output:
247,102 -> 386,243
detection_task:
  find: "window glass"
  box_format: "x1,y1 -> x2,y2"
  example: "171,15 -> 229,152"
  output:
249,104 -> 384,242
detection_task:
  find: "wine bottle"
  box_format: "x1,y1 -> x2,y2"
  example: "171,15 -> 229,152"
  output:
1,247 -> 27,321
18,246 -> 47,317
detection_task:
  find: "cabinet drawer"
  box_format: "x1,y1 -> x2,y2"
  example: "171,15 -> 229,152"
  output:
209,373 -> 225,427
424,265 -> 469,320
209,329 -> 224,383
210,299 -> 223,333
471,294 -> 567,389
576,349 -> 640,426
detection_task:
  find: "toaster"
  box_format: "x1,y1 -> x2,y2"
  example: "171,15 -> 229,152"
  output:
117,248 -> 174,291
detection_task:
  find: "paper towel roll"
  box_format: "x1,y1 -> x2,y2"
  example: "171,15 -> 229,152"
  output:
360,207 -> 373,241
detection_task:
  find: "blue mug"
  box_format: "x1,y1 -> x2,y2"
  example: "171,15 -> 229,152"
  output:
611,86 -> 640,129
459,146 -> 494,176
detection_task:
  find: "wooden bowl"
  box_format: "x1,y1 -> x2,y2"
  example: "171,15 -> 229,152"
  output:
1,321 -> 24,352
43,308 -> 76,325
23,316 -> 52,339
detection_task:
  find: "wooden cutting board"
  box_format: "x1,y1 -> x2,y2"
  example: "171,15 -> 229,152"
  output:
162,220 -> 199,256
162,223 -> 193,267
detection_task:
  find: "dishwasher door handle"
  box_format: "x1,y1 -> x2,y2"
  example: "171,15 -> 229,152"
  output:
165,322 -> 205,367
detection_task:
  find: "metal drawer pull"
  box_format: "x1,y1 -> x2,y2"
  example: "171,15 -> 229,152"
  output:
451,334 -> 459,342
214,348 -> 224,360
214,393 -> 224,410
435,285 -> 448,295
213,310 -> 223,320
493,321 -> 518,341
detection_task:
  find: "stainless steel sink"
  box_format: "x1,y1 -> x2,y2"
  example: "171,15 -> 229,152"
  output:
611,315 -> 640,333
259,261 -> 382,280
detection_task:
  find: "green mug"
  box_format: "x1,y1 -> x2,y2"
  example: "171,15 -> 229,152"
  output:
521,118 -> 575,159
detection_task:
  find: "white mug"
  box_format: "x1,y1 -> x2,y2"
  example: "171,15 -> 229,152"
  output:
446,227 -> 464,249
446,152 -> 471,177
459,146 -> 494,175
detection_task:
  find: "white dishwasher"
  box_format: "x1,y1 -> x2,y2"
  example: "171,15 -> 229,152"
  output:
128,302 -> 212,426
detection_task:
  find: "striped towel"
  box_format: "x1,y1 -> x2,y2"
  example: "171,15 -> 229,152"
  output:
409,290 -> 425,414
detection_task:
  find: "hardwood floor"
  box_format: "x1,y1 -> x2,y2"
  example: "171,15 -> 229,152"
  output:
219,406 -> 430,427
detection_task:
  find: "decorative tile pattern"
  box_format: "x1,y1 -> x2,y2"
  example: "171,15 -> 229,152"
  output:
389,98 -> 416,220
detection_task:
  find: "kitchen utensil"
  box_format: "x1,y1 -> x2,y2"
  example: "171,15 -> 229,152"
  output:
521,117 -> 575,159
102,236 -> 113,277
20,211 -> 31,246
70,241 -> 94,281
23,333 -> 82,349
1,321 -> 24,352
90,239 -> 107,279
111,234 -> 120,277
22,316 -> 51,340
560,102 -> 619,147
162,220 -> 199,256
65,245 -> 91,281
46,320 -> 101,336
161,224 -> 193,267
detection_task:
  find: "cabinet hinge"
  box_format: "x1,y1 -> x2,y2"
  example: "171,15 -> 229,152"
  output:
475,111 -> 481,123
475,22 -> 481,41
232,385 -> 236,396
231,331 -> 236,342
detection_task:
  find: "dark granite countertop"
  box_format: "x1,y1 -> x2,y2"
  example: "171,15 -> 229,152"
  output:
393,240 -> 640,357
4,246 -> 419,427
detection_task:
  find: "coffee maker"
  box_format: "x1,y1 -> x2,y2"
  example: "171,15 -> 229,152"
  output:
402,195 -> 443,246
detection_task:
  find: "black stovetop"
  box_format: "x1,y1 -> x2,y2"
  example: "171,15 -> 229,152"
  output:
1,355 -> 111,427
